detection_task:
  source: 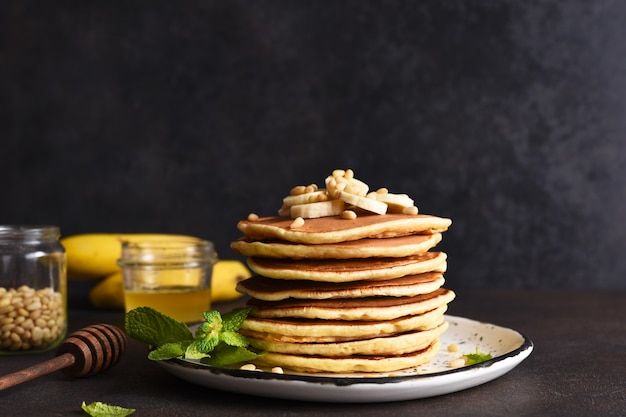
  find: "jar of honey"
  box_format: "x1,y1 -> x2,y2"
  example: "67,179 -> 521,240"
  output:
119,238 -> 217,323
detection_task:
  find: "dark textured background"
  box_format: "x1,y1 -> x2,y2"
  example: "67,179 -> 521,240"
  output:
2,1 -> 625,289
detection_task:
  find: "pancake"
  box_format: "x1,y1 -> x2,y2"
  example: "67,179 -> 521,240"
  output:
240,312 -> 446,343
237,212 -> 452,244
245,321 -> 447,356
237,272 -> 445,301
254,339 -> 442,374
231,233 -> 442,259
247,288 -> 456,321
246,252 -> 447,282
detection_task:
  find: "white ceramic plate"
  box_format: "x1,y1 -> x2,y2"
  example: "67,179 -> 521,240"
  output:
158,315 -> 533,403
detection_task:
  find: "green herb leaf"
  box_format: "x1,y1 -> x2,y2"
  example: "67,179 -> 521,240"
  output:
147,342 -> 188,361
220,330 -> 249,347
81,401 -> 135,417
222,308 -> 252,332
465,347 -> 493,365
125,307 -> 193,347
200,344 -> 264,367
125,306 -> 259,366
199,310 -> 223,335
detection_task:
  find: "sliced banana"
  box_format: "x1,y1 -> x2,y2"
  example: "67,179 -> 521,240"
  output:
290,199 -> 345,219
369,192 -> 417,213
338,191 -> 388,215
282,190 -> 329,208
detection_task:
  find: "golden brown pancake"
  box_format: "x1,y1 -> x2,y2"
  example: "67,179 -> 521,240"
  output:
246,252 -> 447,282
245,321 -> 447,356
237,212 -> 452,244
236,272 -> 445,301
240,313 -> 446,343
231,233 -> 442,259
254,339 -> 442,374
247,288 -> 456,321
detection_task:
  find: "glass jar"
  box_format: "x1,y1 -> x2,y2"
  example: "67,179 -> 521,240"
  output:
119,238 -> 218,323
0,225 -> 67,355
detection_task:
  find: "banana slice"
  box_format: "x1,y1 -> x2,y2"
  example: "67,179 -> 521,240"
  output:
369,192 -> 417,213
338,191 -> 388,215
282,190 -> 329,208
290,199 -> 345,219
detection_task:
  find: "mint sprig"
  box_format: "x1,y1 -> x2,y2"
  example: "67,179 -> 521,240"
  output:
125,306 -> 263,366
464,347 -> 493,365
81,401 -> 135,417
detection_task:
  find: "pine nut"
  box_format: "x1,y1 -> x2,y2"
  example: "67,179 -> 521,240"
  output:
449,357 -> 467,368
290,185 -> 306,195
340,210 -> 357,220
290,217 -> 305,229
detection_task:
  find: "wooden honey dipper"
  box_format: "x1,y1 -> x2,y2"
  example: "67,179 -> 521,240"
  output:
0,323 -> 127,391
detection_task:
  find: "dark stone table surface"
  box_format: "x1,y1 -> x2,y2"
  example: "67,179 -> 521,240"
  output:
1,289 -> 624,417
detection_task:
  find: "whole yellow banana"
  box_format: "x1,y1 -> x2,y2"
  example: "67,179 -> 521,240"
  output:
88,260 -> 249,309
62,233 -> 199,280
210,260 -> 251,302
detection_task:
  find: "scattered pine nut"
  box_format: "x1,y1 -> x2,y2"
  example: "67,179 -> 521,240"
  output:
449,357 -> 467,368
290,185 -> 306,195
290,217 -> 305,228
247,213 -> 260,221
340,210 -> 357,220
240,363 -> 257,371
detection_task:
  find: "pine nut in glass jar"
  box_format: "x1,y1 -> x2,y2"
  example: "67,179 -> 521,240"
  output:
119,238 -> 218,324
0,225 -> 67,355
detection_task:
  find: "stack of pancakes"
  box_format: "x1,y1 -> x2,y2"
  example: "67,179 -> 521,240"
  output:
232,192 -> 454,374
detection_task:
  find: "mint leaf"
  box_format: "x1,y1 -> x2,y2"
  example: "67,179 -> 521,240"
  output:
185,336 -> 219,359
147,342 -> 188,361
465,347 -> 493,365
221,331 -> 249,347
184,341 -> 209,360
222,308 -> 251,332
200,344 -> 263,367
125,306 -> 259,367
81,401 -> 135,417
125,307 -> 192,347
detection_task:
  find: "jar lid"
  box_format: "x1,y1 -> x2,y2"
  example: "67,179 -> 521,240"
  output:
118,239 -> 218,267
0,225 -> 61,241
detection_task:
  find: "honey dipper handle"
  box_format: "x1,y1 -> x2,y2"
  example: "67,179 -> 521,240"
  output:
0,353 -> 75,391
